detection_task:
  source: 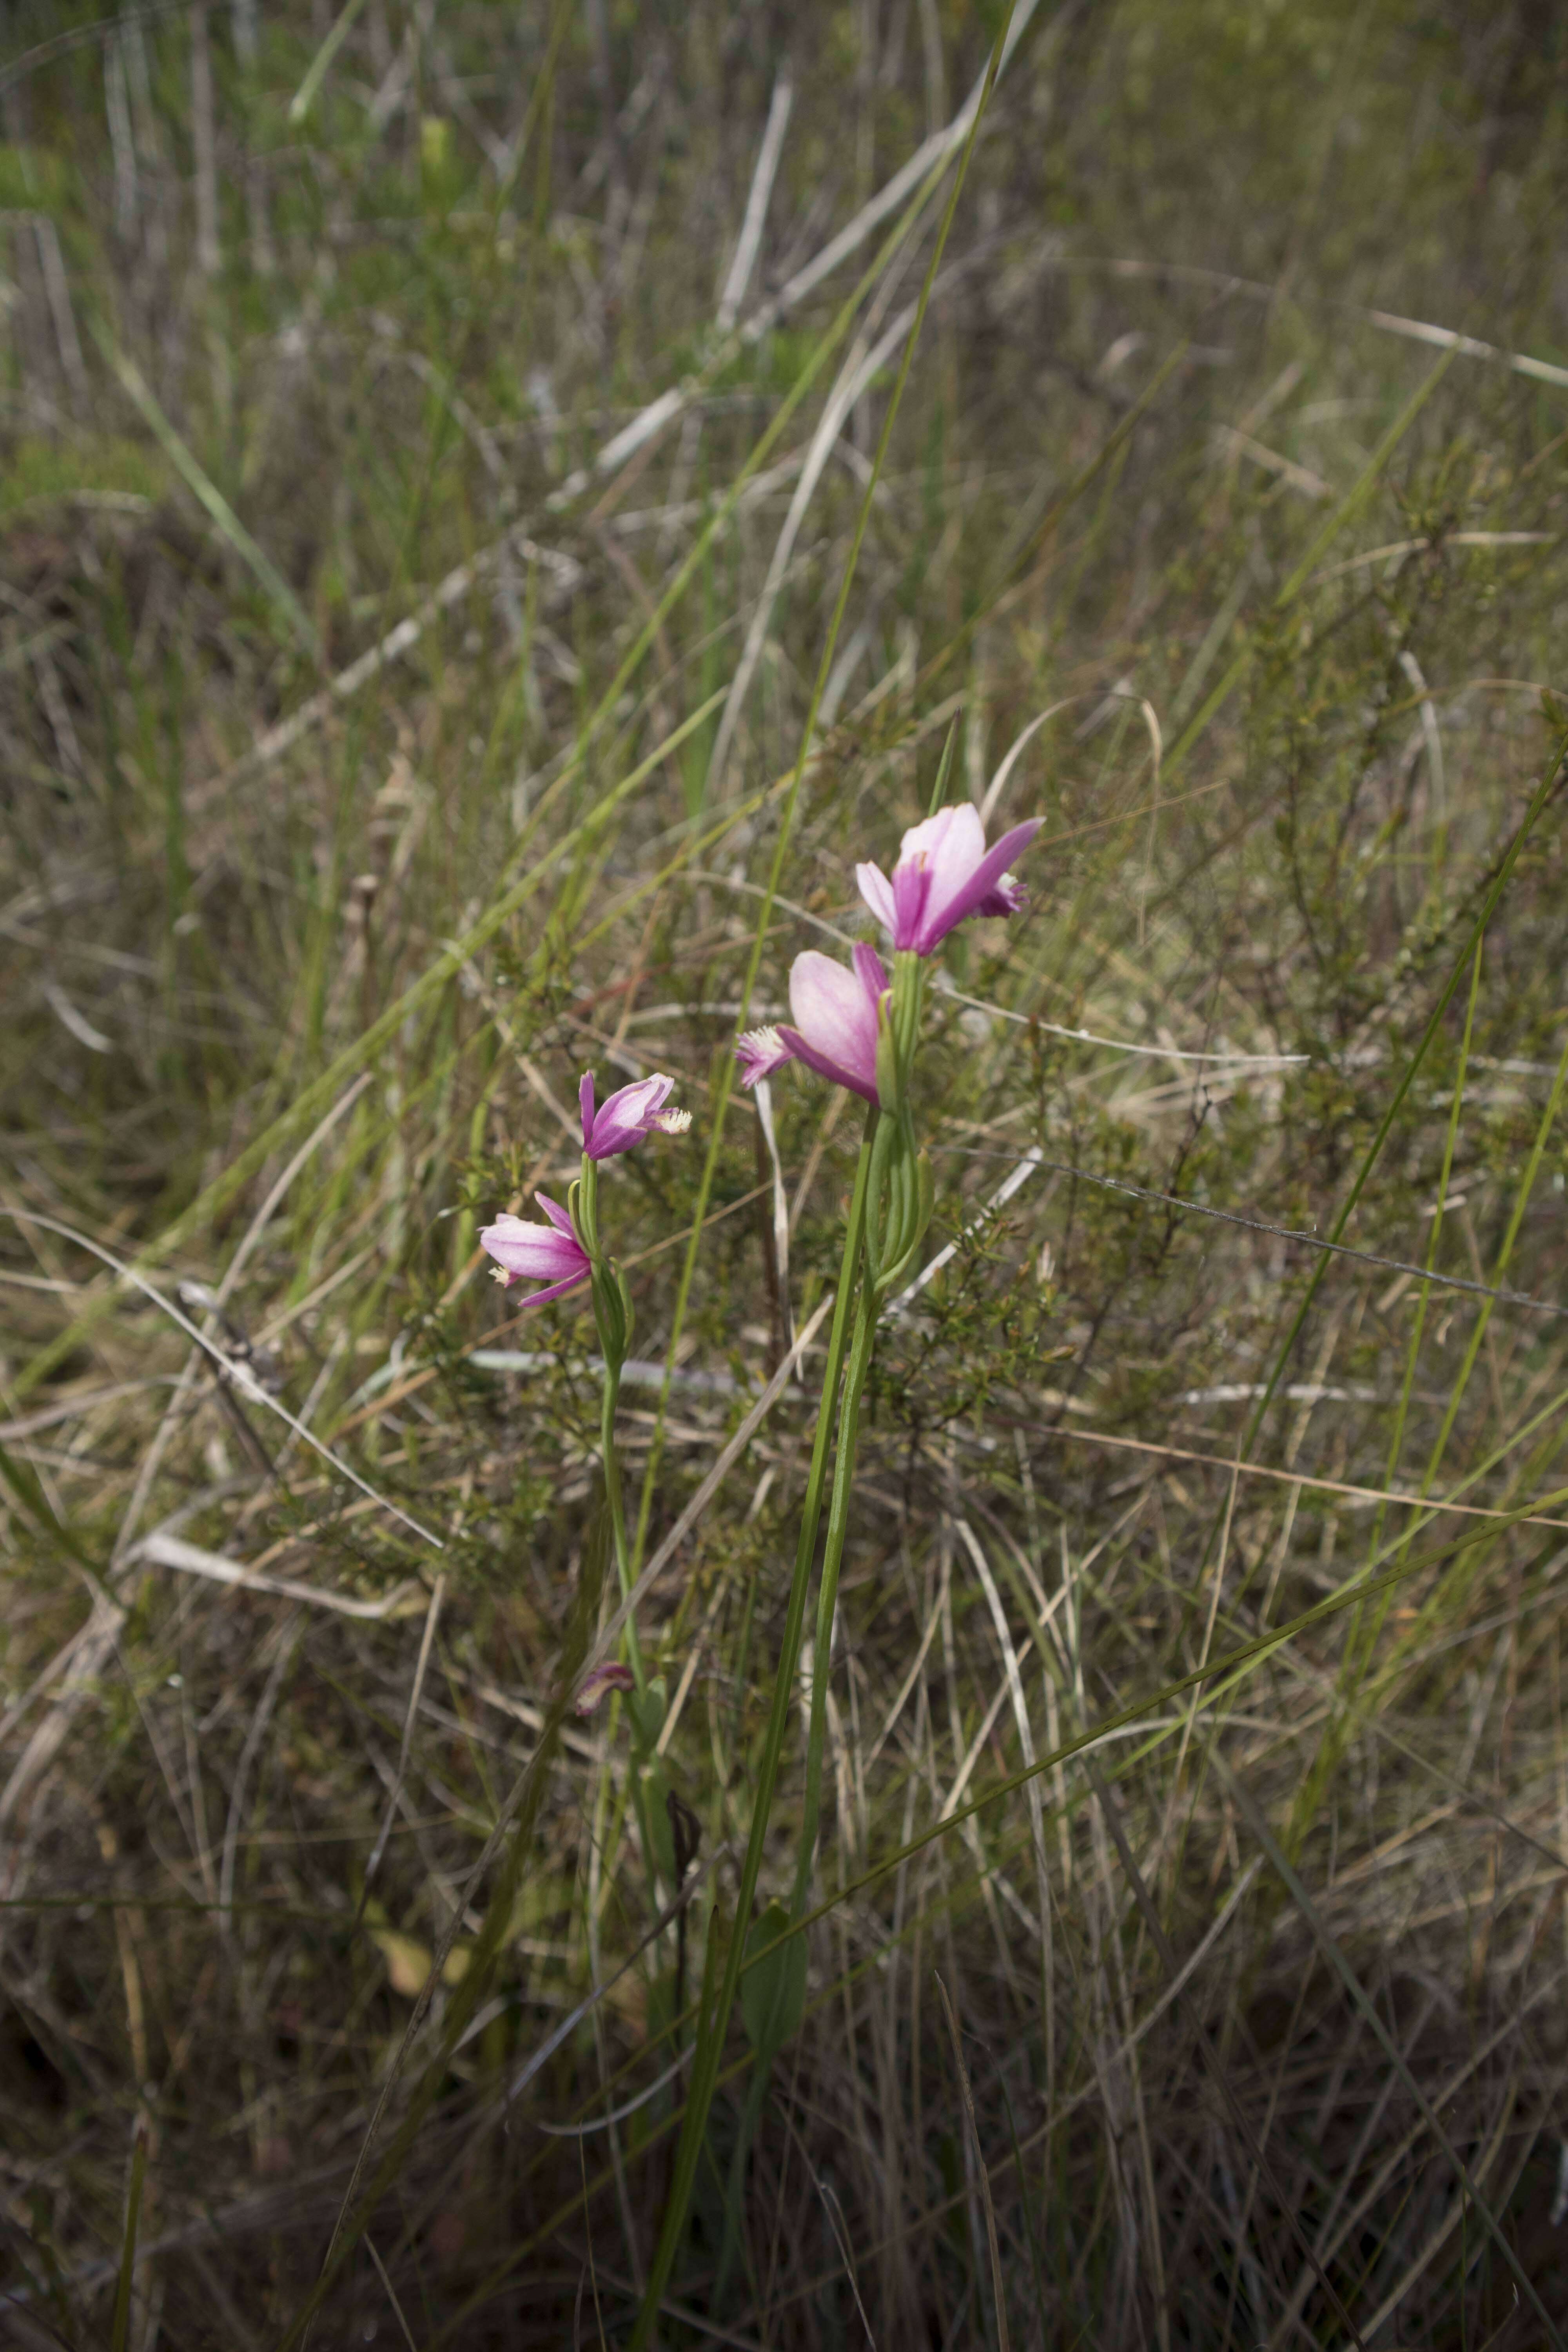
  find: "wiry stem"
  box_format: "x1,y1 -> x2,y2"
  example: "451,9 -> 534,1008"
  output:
633,1112 -> 877,2342
791,1263 -> 879,1916
599,1359 -> 646,1694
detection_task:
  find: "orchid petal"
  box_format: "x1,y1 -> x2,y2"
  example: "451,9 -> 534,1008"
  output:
777,1023 -> 878,1104
583,1073 -> 680,1160
855,860 -> 897,935
479,1213 -> 585,1280
891,858 -> 934,952
918,817 -> 1043,947
873,804 -> 1043,954
896,802 -> 985,881
970,871 -> 1028,918
537,1192 -> 576,1236
508,1268 -> 591,1308
851,941 -> 889,1000
788,950 -> 881,1096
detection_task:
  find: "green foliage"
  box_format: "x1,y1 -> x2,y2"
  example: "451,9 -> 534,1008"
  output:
1,0 -> 1566,2343
0,433 -> 161,519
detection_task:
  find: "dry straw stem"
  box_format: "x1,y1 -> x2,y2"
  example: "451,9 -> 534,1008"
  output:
935,1970 -> 1014,2352
1218,1757 -> 1566,2351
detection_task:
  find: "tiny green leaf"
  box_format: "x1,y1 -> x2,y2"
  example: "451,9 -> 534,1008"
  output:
739,1900 -> 807,2055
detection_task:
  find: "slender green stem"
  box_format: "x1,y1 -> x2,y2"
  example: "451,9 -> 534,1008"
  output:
599,1361 -> 646,1693
792,1265 -> 880,1917
629,1116 -> 877,2348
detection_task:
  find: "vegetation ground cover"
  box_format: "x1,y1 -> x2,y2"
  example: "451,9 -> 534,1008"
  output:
0,1 -> 1566,2343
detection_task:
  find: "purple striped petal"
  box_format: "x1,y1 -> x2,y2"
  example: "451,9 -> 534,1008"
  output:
480,1209 -> 590,1307
537,1192 -> 576,1236
777,1023 -> 878,1104
916,817 -> 1043,948
891,858 -> 933,953
506,1268 -> 591,1308
788,950 -> 882,1100
479,1212 -> 586,1281
583,1073 -> 680,1160
869,804 -> 1043,955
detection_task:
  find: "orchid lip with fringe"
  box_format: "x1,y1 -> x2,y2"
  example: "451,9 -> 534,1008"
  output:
856,803 -> 1042,956
579,1070 -> 692,1159
736,1024 -> 792,1086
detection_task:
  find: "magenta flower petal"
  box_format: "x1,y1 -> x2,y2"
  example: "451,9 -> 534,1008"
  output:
580,1071 -> 690,1160
862,804 -> 1042,954
778,948 -> 885,1102
537,1192 -> 576,1236
479,1209 -> 590,1304
923,817 -> 1044,943
740,949 -> 891,1104
891,858 -> 932,950
851,940 -> 889,999
479,1212 -> 583,1280
586,1074 -> 662,1157
777,1022 -> 878,1103
971,871 -> 1029,918
505,1269 -> 591,1308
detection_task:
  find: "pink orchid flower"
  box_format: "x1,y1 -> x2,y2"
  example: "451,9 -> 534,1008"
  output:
479,1195 -> 590,1307
580,1071 -> 692,1161
574,1659 -> 637,1717
737,943 -> 889,1107
856,803 -> 1042,957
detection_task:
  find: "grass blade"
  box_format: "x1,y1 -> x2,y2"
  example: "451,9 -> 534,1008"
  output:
1218,1757 -> 1564,2351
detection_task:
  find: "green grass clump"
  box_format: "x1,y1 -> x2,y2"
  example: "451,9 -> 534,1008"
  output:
1,1 -> 1567,2343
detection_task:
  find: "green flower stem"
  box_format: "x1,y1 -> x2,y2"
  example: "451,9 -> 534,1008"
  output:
630,1111 -> 877,2347
791,1256 -> 879,1917
577,1152 -> 646,1693
600,1334 -> 675,1932
574,1153 -> 666,1914
599,1358 -> 646,1695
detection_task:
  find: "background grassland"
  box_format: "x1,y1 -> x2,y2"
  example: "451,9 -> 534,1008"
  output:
1,0 -> 1567,2343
